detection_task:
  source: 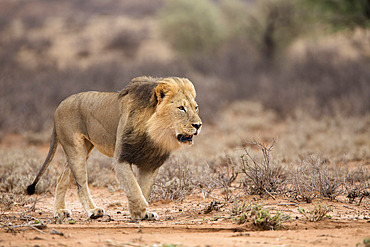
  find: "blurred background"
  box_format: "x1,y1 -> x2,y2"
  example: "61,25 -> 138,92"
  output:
0,0 -> 369,155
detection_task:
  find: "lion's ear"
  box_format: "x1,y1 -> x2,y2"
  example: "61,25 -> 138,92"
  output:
155,83 -> 167,104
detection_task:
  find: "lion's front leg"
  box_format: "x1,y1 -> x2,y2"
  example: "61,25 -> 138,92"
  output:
137,167 -> 159,202
115,162 -> 158,221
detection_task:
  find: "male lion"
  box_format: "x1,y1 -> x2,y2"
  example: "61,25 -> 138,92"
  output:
27,76 -> 202,221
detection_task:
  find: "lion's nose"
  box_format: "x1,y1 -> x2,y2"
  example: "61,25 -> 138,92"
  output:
192,123 -> 202,130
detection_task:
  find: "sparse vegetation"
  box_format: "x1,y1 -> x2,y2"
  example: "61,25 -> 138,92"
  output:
298,204 -> 333,222
231,200 -> 290,230
151,157 -> 216,202
207,155 -> 238,201
240,141 -> 286,196
0,149 -> 55,194
0,193 -> 29,217
289,154 -> 343,202
345,164 -> 370,205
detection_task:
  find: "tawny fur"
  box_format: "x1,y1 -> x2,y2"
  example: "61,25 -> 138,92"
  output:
27,76 -> 202,221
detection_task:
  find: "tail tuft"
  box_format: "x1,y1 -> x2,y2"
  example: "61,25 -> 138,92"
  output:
26,183 -> 36,195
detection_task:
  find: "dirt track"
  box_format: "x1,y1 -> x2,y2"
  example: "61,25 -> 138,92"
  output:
3,223 -> 369,247
1,188 -> 369,247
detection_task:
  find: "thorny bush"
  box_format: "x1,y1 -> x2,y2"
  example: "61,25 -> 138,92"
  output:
240,141 -> 286,196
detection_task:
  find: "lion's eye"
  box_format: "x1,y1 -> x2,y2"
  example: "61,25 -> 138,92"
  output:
195,105 -> 199,112
178,106 -> 186,112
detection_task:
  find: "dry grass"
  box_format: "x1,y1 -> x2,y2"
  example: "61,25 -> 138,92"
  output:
0,148 -> 118,195
0,149 -> 57,194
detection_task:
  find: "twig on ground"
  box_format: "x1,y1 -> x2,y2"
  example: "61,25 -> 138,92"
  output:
264,188 -> 276,200
50,228 -> 65,237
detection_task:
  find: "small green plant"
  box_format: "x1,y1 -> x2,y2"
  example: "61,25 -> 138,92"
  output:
231,200 -> 290,230
254,207 -> 291,230
298,203 -> 333,222
363,238 -> 370,247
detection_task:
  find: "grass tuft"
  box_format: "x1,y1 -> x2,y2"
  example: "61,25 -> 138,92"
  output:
298,203 -> 333,222
231,200 -> 290,230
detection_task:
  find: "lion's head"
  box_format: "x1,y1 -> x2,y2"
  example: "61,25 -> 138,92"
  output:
146,77 -> 202,151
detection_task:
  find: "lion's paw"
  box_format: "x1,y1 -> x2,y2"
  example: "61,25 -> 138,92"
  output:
89,207 -> 105,219
143,211 -> 158,221
54,209 -> 72,222
130,210 -> 158,221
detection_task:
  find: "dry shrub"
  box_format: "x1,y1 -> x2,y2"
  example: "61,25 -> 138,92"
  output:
289,164 -> 317,203
290,154 -> 343,201
151,156 -> 216,202
151,158 -> 194,201
345,164 -> 370,184
305,156 -> 343,201
346,187 -> 370,205
0,149 -> 59,194
240,141 -> 286,196
344,164 -> 370,205
87,151 -> 118,189
208,156 -> 238,201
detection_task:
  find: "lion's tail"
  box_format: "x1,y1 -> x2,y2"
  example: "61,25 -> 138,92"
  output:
27,126 -> 58,195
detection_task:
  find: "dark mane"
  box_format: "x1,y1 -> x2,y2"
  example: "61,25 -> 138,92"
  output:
119,76 -> 163,108
119,126 -> 170,170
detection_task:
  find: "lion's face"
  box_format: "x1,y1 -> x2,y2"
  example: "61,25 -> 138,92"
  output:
147,77 -> 202,151
169,90 -> 202,146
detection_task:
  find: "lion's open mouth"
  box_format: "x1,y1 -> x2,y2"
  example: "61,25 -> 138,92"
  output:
177,134 -> 193,144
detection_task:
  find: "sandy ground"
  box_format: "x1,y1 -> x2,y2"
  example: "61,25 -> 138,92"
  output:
1,186 -> 369,247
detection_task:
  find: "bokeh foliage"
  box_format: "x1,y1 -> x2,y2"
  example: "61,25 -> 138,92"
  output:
159,0 -> 224,56
304,0 -> 370,30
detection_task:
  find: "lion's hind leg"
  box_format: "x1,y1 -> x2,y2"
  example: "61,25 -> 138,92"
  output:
61,137 -> 105,219
54,164 -> 74,221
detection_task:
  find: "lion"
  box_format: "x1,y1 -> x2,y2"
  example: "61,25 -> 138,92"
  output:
27,76 -> 202,221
